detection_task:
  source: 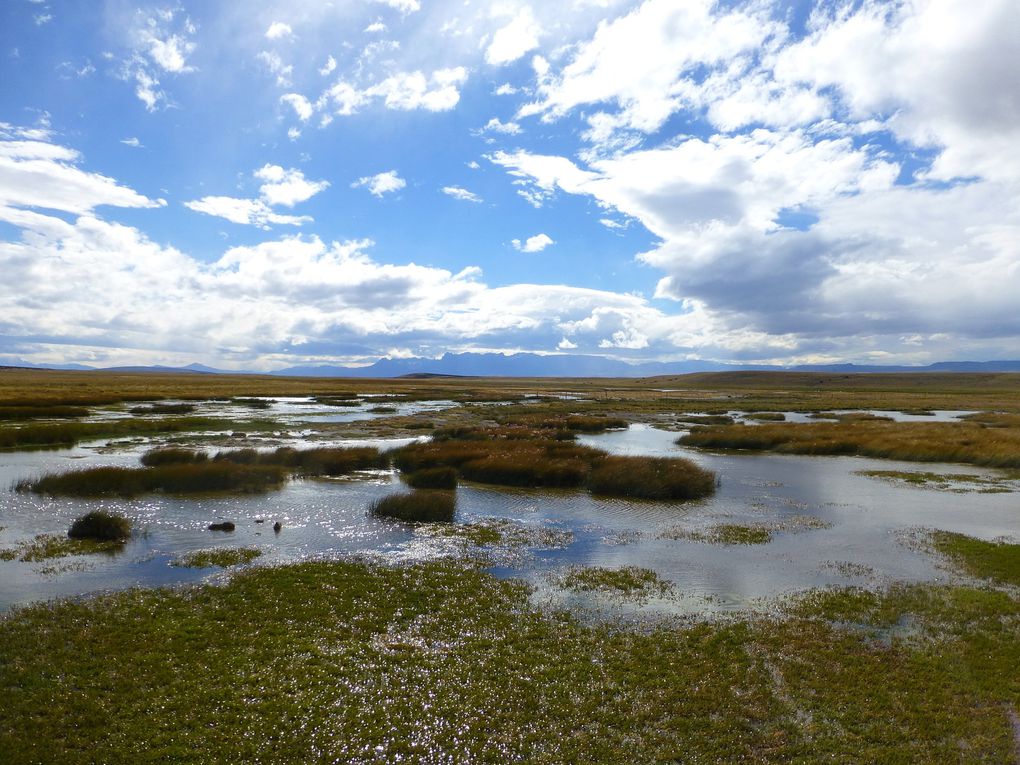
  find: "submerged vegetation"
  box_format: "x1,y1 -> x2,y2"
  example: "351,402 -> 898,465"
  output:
558,565 -> 673,598
930,530 -> 1020,586
171,547 -> 262,568
1,559 -> 1019,762
0,533 -> 124,562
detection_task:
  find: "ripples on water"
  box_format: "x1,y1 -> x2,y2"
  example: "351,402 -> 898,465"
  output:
1,416 -> 1016,616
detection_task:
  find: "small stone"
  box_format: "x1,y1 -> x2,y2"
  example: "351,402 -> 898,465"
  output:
273,521 -> 282,533
208,522 -> 235,532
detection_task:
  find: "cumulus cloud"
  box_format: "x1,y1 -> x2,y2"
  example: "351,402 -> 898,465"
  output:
302,66 -> 469,121
512,233 -> 553,253
441,186 -> 482,203
351,170 -> 406,197
184,165 -> 328,227
481,117 -> 521,135
117,7 -> 198,111
280,93 -> 314,121
486,7 -> 542,66
264,22 -> 293,40
371,0 -> 420,12
0,128 -> 163,215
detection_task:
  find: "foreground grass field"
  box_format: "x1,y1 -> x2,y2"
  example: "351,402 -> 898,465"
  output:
1,554 -> 1018,763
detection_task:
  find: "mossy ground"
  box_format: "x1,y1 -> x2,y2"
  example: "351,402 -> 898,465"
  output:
1,559 -> 1018,763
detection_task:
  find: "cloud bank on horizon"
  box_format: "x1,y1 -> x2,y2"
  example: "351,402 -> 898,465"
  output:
0,0 -> 1018,371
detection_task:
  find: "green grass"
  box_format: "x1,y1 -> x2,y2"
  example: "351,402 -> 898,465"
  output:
558,565 -> 672,598
930,531 -> 1020,586
140,447 -> 209,466
171,548 -> 262,568
0,560 -> 1017,762
0,533 -> 124,562
370,491 -> 456,523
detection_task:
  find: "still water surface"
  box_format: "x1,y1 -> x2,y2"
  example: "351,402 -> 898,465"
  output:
1,422 -> 1016,615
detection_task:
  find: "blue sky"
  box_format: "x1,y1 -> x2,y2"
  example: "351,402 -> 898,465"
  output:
1,0 -> 1018,370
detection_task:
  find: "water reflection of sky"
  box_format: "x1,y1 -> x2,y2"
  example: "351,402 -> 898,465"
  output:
1,422 -> 1016,617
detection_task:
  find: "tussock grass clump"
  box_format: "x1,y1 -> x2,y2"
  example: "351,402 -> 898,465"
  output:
588,456 -> 716,500
140,447 -> 208,466
213,446 -> 388,476
172,548 -> 262,568
21,463 -> 286,497
0,405 -> 89,420
231,397 -> 272,409
677,414 -> 734,425
394,439 -> 599,489
68,511 -> 131,541
500,414 -> 628,433
405,467 -> 458,489
745,412 -> 786,421
0,416 -> 278,451
129,403 -> 197,415
930,531 -> 1020,586
370,490 -> 456,523
679,420 -> 1020,468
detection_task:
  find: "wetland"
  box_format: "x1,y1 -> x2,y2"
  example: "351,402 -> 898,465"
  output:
1,368 -> 1019,762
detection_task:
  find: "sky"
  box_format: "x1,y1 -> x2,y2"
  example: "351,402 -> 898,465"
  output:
1,0 -> 1018,371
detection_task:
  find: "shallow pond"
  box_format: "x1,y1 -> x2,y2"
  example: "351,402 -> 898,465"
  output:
1,423 -> 1017,617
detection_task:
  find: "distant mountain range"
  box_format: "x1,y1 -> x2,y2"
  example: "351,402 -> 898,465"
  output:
5,353 -> 1020,378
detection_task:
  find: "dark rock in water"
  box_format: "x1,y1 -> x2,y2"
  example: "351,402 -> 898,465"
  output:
208,521 -> 235,532
255,518 -> 265,524
273,521 -> 282,533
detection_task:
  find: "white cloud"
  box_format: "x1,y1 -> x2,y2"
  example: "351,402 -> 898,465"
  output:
494,83 -> 518,96
280,93 -> 314,121
352,170 -> 406,197
265,22 -> 293,40
183,197 -> 311,228
120,137 -> 142,148
0,130 -> 163,215
599,218 -> 624,229
184,165 -> 328,227
371,0 -> 420,13
512,233 -> 553,253
318,55 -> 337,76
34,13 -> 53,25
481,117 -> 521,135
258,51 -> 292,87
486,7 -> 542,66
313,67 -> 469,118
441,186 -> 482,203
365,22 -> 387,34
120,8 -> 197,110
254,165 -> 329,207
